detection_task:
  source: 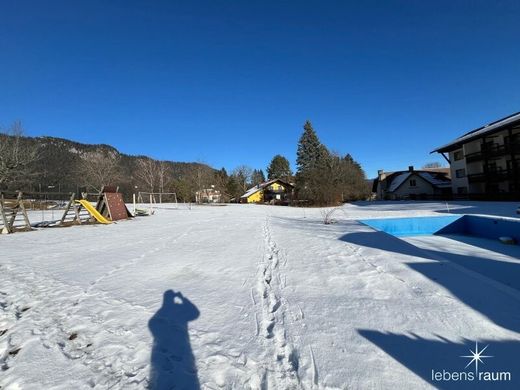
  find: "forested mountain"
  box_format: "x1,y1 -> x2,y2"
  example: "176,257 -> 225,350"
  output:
1,121 -> 371,205
0,133 -> 218,201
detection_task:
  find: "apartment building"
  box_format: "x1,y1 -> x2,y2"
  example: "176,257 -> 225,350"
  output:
432,112 -> 520,199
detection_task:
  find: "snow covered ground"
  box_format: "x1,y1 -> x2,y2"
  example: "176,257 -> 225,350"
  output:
1,201 -> 520,389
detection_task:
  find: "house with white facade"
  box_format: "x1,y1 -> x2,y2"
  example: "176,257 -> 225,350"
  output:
432,112 -> 520,199
195,187 -> 221,203
373,166 -> 451,200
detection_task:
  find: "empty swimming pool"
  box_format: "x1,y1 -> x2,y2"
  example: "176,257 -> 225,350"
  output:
359,214 -> 520,242
358,215 -> 461,237
356,214 -> 520,292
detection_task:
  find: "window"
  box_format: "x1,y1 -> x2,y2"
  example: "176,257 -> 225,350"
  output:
453,150 -> 463,161
505,133 -> 518,145
482,141 -> 498,152
455,169 -> 466,178
457,187 -> 467,194
409,179 -> 417,187
485,162 -> 497,172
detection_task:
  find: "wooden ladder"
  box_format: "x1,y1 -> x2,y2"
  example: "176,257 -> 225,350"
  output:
0,192 -> 32,234
59,193 -> 93,225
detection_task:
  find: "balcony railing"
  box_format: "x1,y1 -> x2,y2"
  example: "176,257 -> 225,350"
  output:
465,141 -> 520,162
265,188 -> 287,194
467,167 -> 520,183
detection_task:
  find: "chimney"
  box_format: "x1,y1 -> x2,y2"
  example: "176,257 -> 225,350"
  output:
408,165 -> 414,172
377,170 -> 386,181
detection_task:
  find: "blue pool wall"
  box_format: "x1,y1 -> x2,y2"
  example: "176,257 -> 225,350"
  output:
437,215 -> 520,242
360,215 -> 520,242
358,215 -> 462,237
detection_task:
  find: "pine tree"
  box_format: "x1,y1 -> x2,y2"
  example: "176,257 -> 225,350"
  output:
212,167 -> 229,201
219,167 -> 228,178
294,120 -> 369,205
226,176 -> 242,202
296,120 -> 322,174
267,155 -> 292,181
295,120 -> 325,202
251,169 -> 266,186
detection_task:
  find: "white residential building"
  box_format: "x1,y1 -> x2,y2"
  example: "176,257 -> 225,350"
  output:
195,187 -> 221,203
373,166 -> 451,200
432,112 -> 520,198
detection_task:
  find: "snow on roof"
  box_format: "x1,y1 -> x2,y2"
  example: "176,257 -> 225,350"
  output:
387,172 -> 411,192
432,111 -> 520,153
417,172 -> 451,187
240,185 -> 262,198
384,170 -> 451,193
240,179 -> 293,198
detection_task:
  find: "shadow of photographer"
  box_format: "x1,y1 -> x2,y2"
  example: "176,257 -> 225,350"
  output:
149,290 -> 200,390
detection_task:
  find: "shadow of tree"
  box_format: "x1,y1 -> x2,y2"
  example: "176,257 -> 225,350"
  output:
358,330 -> 520,389
149,290 -> 200,390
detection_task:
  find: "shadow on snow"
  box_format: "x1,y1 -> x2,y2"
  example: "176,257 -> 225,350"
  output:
149,290 -> 200,390
340,230 -> 520,333
350,201 -> 519,219
358,330 -> 520,389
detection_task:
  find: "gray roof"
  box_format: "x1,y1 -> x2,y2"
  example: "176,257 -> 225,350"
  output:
387,172 -> 411,192
417,172 -> 451,188
432,111 -> 520,153
377,169 -> 451,193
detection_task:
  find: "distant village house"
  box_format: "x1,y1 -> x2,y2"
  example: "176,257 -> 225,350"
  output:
195,187 -> 221,203
240,179 -> 294,204
373,166 -> 451,200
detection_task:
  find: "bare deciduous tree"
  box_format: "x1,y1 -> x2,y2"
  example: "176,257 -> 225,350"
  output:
77,150 -> 121,192
157,161 -> 170,194
232,165 -> 253,192
0,121 -> 40,188
135,157 -> 157,192
422,162 -> 444,169
320,206 -> 345,224
155,161 -> 174,202
191,161 -> 214,193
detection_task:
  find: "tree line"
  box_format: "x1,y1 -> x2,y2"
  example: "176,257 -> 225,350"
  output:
1,120 -> 370,205
198,120 -> 371,205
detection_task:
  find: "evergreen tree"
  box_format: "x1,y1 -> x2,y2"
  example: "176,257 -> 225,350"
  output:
295,120 -> 324,202
251,169 -> 266,186
226,176 -> 242,202
219,167 -> 228,178
316,144 -> 331,169
294,120 -> 370,205
259,170 -> 266,182
213,167 -> 229,201
172,177 -> 193,203
296,120 -> 322,174
267,155 -> 292,181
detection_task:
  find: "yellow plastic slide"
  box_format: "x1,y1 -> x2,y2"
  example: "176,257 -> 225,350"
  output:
76,200 -> 112,224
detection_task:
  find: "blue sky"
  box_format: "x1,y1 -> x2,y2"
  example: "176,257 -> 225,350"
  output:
1,1 -> 520,178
